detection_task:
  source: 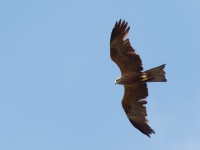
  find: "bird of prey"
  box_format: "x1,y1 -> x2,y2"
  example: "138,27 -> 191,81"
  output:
110,19 -> 166,137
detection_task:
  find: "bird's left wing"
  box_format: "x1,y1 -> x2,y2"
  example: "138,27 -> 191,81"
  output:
110,19 -> 143,74
122,84 -> 155,137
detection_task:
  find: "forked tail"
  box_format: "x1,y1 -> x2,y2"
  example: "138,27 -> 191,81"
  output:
145,64 -> 167,82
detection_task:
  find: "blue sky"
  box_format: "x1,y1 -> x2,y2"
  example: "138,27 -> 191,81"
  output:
0,0 -> 200,150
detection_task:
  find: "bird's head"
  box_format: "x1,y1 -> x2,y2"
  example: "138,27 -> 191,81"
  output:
115,76 -> 122,84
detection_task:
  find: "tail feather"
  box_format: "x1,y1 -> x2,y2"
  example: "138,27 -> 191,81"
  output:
145,64 -> 167,82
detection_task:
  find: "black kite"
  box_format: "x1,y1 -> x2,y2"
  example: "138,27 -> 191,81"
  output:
110,20 -> 167,137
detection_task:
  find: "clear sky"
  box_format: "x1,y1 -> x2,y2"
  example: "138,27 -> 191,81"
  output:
0,0 -> 200,150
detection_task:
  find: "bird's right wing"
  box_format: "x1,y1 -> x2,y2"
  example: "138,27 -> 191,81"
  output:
122,84 -> 155,137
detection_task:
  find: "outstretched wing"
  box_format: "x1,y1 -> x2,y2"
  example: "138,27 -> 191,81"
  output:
122,84 -> 155,137
110,19 -> 143,74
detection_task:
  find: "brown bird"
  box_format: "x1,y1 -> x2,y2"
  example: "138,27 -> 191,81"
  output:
110,19 -> 166,137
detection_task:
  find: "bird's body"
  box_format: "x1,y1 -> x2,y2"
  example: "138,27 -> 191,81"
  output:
110,20 -> 166,137
116,72 -> 141,85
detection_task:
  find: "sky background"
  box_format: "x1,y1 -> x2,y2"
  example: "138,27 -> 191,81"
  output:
0,0 -> 200,150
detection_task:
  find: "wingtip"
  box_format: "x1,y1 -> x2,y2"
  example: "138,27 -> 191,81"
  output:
162,64 -> 166,68
118,19 -> 122,25
128,119 -> 155,138
145,129 -> 155,138
126,26 -> 130,32
116,19 -> 128,26
117,19 -> 130,35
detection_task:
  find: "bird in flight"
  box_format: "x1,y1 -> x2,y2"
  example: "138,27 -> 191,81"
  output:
110,19 -> 167,137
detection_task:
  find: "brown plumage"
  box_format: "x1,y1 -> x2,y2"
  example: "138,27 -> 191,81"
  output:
110,19 -> 167,137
